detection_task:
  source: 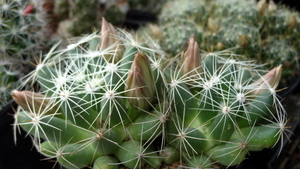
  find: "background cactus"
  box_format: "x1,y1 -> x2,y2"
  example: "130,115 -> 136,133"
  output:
0,65 -> 19,109
11,19 -> 288,169
39,0 -> 165,39
138,0 -> 300,88
0,0 -> 53,109
50,0 -> 127,37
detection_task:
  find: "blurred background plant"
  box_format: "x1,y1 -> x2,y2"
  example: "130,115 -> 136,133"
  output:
138,0 -> 300,89
41,0 -> 165,38
0,0 -> 47,109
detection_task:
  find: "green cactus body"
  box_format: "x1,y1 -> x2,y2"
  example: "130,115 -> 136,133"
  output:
206,138 -> 248,166
183,153 -> 213,169
13,18 -> 287,169
115,140 -> 146,169
17,111 -> 93,144
92,128 -> 123,156
160,146 -> 180,165
93,156 -> 119,169
128,113 -> 162,141
165,40 -> 286,166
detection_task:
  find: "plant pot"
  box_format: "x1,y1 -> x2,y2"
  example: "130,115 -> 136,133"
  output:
0,100 -> 63,169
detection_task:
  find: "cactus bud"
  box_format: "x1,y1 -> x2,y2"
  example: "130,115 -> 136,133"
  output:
23,3 -> 34,17
288,13 -> 297,30
207,18 -> 219,33
125,52 -> 155,109
100,17 -> 124,63
181,35 -> 202,78
238,34 -> 249,48
249,65 -> 282,95
149,24 -> 164,39
268,0 -> 277,12
12,90 -> 58,115
217,42 -> 224,50
257,0 -> 267,15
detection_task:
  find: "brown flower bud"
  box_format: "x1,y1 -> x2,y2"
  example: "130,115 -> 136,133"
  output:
181,35 -> 202,78
238,34 -> 249,48
125,52 -> 155,109
257,0 -> 267,16
100,17 -> 124,63
288,13 -> 297,30
12,90 -> 58,115
268,0 -> 277,12
249,65 -> 282,96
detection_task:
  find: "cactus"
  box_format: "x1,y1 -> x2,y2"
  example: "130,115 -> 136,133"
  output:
139,0 -> 300,88
164,36 -> 287,167
0,0 -> 52,109
12,18 -> 288,169
0,0 -> 47,63
0,65 -> 19,109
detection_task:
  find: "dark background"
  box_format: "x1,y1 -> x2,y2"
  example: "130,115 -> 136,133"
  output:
273,0 -> 300,11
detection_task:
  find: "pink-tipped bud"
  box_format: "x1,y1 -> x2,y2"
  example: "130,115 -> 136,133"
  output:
125,52 -> 155,109
23,3 -> 34,17
181,35 -> 202,78
100,17 -> 124,63
12,90 -> 58,115
249,65 -> 282,95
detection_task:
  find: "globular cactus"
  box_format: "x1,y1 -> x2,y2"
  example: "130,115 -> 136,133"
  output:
12,19 -> 288,169
12,18 -> 166,169
164,36 -> 287,168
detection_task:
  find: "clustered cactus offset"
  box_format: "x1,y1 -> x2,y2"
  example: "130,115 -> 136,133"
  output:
12,18 -> 288,169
